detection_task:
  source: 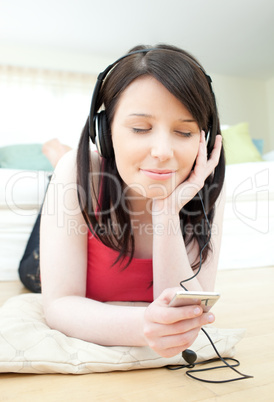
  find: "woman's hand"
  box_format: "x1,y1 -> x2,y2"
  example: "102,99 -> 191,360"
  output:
152,131 -> 222,216
143,287 -> 215,358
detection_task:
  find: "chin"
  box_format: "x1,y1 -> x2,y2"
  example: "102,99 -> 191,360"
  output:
144,185 -> 176,200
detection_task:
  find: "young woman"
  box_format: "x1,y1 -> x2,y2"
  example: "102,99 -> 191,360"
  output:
40,44 -> 225,358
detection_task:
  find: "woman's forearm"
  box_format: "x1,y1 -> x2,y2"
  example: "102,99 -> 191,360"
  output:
44,296 -> 147,346
152,213 -> 203,298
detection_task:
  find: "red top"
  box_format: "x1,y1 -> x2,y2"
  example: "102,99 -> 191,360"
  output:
86,232 -> 153,302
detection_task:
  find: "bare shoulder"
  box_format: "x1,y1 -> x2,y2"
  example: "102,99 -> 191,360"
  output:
51,148 -> 101,182
40,148 -> 101,301
47,149 -> 76,188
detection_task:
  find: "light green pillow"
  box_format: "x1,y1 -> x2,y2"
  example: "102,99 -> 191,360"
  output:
0,144 -> 53,171
222,122 -> 263,165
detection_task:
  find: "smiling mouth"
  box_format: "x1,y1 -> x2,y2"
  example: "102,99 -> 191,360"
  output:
141,168 -> 176,173
140,169 -> 177,180
147,169 -> 175,173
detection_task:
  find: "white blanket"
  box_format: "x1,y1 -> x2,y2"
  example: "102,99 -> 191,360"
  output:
219,161 -> 274,269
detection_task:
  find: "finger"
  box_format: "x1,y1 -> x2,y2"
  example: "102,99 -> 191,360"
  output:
209,134 -> 222,164
163,311 -> 215,336
157,286 -> 186,306
205,134 -> 223,176
150,327 -> 201,358
187,131 -> 207,188
146,304 -> 204,328
154,287 -> 203,314
145,287 -> 203,325
147,310 -> 214,337
147,309 -> 215,357
188,132 -> 222,187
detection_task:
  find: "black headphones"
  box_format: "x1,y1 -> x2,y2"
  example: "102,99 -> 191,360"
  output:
88,48 -> 217,159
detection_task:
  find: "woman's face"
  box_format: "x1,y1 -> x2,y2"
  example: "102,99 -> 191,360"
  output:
111,75 -> 201,201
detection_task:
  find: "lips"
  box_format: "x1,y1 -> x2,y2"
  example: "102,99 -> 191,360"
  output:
140,168 -> 177,180
144,169 -> 176,174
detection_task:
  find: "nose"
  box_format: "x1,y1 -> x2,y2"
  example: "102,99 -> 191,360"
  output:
150,133 -> 174,161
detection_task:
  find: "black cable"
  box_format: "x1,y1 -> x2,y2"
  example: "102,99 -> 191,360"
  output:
185,358 -> 251,383
179,192 -> 211,291
187,327 -> 253,383
169,191 -> 254,383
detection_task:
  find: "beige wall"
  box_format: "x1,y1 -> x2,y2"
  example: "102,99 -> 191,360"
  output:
0,44 -> 273,152
266,76 -> 274,151
212,74 -> 271,152
0,43 -> 112,74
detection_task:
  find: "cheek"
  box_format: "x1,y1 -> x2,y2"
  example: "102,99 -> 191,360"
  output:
112,131 -> 143,172
112,142 -> 137,185
180,139 -> 200,167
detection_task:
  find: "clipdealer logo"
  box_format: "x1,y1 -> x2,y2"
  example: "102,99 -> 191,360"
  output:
232,168 -> 270,234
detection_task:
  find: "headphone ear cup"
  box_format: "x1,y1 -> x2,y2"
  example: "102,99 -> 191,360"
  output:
96,110 -> 113,159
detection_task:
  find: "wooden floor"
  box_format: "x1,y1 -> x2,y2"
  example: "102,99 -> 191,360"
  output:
1,266 -> 274,401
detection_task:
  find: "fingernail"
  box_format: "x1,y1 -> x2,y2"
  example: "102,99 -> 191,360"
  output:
194,307 -> 202,315
207,313 -> 215,323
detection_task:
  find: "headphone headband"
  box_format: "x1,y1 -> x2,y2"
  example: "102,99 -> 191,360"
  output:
89,47 -> 217,157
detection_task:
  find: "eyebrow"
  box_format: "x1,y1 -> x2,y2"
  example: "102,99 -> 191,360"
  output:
128,113 -> 153,118
128,114 -> 196,123
178,118 -> 196,123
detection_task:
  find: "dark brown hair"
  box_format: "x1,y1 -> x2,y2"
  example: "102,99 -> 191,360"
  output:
77,44 -> 225,269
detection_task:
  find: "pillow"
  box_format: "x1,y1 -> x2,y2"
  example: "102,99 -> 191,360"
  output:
0,294 -> 245,374
0,144 -> 53,171
252,138 -> 264,155
222,123 -> 263,165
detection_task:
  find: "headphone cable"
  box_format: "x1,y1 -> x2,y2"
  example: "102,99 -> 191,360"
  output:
169,192 -> 254,383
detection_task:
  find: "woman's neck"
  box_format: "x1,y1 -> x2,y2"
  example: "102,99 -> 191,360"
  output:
124,186 -> 153,220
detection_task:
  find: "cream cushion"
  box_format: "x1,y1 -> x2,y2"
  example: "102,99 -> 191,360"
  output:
0,294 -> 245,374
222,122 -> 263,164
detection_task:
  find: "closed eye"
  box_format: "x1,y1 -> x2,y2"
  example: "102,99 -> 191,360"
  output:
175,131 -> 192,137
132,128 -> 151,133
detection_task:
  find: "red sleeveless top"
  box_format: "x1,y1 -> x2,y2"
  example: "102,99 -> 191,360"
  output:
86,232 -> 153,302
